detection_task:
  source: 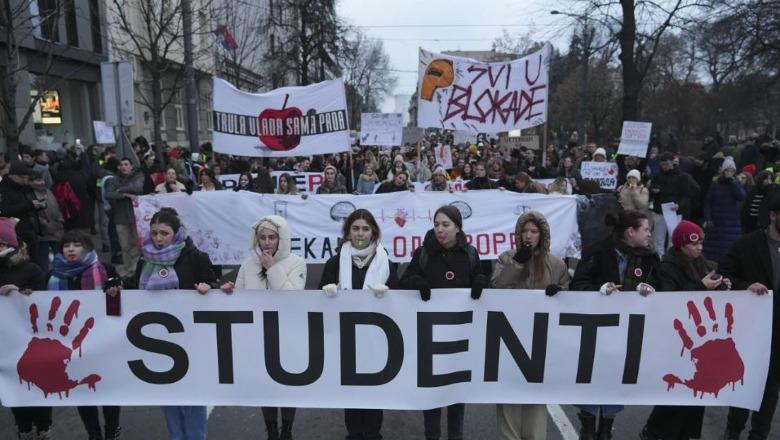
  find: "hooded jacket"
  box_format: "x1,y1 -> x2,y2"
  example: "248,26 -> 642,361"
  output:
235,215 -> 306,290
0,245 -> 45,290
491,211 -> 570,290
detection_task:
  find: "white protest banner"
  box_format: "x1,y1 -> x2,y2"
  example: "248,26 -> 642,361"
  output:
133,191 -> 580,264
212,77 -> 350,157
360,113 -> 403,146
92,121 -> 116,144
219,171 -> 324,193
417,44 -> 550,132
434,143 -> 454,169
618,121 -> 652,157
0,291 -> 770,410
581,161 -> 619,190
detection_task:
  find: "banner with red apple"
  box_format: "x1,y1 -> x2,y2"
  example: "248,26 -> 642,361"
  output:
212,78 -> 351,157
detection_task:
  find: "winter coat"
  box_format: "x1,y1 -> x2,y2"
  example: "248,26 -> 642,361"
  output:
132,237 -> 219,289
491,211 -> 570,290
235,215 -> 307,290
0,245 -> 45,290
703,178 -> 746,262
571,237 -> 660,291
375,181 -> 408,193
649,168 -> 696,217
316,181 -> 347,194
155,181 -> 186,193
319,247 -> 399,289
354,175 -> 378,195
658,249 -> 717,292
32,187 -> 64,243
465,176 -> 495,190
104,168 -> 145,225
0,177 -> 39,247
741,184 -> 776,233
400,230 -> 484,289
616,184 -> 651,217
56,153 -> 95,230
718,229 -> 780,377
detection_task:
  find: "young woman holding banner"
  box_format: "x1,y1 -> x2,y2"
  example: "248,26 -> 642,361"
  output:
491,211 -> 570,440
133,208 -> 220,440
570,209 -> 660,440
400,205 -> 489,440
640,220 -> 730,440
318,208 -> 397,440
221,214 -> 306,440
45,230 -> 122,440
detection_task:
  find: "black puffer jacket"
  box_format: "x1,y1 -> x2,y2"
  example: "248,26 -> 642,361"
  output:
571,237 -> 660,291
649,168 -> 696,217
400,230 -> 484,289
0,245 -> 46,290
132,238 -> 219,289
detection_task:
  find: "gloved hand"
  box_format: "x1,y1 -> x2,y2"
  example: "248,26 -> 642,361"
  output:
513,244 -> 533,264
471,274 -> 489,299
370,284 -> 388,298
322,283 -> 339,297
599,282 -> 620,295
0,284 -> 19,296
545,284 -> 562,297
406,275 -> 431,301
637,282 -> 656,297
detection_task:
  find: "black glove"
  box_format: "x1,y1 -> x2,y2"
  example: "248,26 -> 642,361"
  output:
471,274 -> 489,300
420,287 -> 431,301
513,244 -> 533,264
407,275 -> 431,301
545,284 -> 562,297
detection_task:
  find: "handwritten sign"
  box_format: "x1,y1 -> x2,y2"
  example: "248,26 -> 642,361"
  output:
92,121 -> 116,144
581,161 -> 619,190
417,44 -> 550,133
360,113 -> 403,146
617,121 -> 652,157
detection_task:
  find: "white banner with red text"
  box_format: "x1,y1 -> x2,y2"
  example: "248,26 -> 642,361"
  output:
212,78 -> 350,157
0,290 -> 770,409
133,191 -> 580,265
417,44 -> 550,132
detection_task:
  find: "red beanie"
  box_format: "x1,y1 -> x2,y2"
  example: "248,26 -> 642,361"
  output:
742,164 -> 756,176
0,217 -> 19,248
672,220 -> 704,248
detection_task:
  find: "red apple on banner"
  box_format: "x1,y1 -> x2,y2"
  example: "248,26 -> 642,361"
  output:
258,94 -> 303,151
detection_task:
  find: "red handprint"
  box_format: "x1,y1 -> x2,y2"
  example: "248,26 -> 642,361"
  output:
17,296 -> 101,398
663,296 -> 744,398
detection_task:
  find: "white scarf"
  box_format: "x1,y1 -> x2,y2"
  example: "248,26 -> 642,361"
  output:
338,242 -> 390,290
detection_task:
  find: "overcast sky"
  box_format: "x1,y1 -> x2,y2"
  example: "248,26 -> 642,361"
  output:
337,0 -> 574,112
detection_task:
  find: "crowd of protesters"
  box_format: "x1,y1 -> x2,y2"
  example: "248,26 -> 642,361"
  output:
1,129 -> 780,440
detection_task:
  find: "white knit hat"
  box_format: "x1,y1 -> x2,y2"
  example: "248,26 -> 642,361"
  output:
720,156 -> 737,173
593,148 -> 607,159
627,169 -> 641,181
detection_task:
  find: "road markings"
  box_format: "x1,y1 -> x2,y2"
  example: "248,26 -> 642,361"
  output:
547,404 -> 578,440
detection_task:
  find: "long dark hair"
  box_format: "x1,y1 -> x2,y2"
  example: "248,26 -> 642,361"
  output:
341,209 -> 381,245
234,171 -> 253,191
150,207 -> 182,233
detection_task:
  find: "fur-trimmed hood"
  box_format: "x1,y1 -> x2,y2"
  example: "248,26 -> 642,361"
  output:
249,215 -> 292,262
515,210 -> 551,252
0,243 -> 30,268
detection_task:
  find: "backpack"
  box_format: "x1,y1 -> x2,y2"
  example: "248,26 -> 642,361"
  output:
52,181 -> 82,221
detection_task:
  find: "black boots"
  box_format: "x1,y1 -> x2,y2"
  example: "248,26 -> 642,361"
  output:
597,416 -> 614,440
280,419 -> 293,440
105,426 -> 122,440
265,420 -> 279,440
578,412 -> 596,440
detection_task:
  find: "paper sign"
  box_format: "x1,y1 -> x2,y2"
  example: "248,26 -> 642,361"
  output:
433,143 -> 454,169
360,113 -> 403,146
580,161 -> 619,190
92,121 -> 116,144
662,202 -> 681,236
617,121 -> 652,157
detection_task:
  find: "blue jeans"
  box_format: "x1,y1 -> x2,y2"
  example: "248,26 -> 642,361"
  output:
163,406 -> 207,440
577,405 -> 624,418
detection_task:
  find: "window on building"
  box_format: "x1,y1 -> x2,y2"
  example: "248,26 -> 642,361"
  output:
36,0 -> 60,42
89,0 -> 102,53
65,0 -> 78,47
205,110 -> 213,131
175,93 -> 185,131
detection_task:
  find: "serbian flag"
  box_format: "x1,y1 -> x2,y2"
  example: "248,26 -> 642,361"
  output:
213,25 -> 238,51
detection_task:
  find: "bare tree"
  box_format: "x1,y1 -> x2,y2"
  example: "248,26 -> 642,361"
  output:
0,0 -> 66,158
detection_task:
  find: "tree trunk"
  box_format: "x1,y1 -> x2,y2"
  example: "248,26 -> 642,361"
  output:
151,69 -> 163,155
619,0 -> 640,121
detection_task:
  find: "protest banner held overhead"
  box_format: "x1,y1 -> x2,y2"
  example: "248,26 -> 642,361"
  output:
212,78 -> 351,157
417,44 -> 551,133
0,290 -> 770,410
360,113 -> 403,146
617,121 -> 653,157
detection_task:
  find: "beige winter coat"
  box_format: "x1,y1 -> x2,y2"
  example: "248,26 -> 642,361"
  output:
617,184 -> 650,215
491,210 -> 570,290
235,215 -> 307,290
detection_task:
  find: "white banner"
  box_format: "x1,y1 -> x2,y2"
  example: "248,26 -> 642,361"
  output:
417,44 -> 550,133
133,191 -> 580,265
617,121 -> 652,157
219,171 -> 324,193
580,161 -> 619,190
0,290 -> 770,409
212,78 -> 350,157
360,113 -> 403,146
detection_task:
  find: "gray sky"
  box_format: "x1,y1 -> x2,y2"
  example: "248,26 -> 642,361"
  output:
337,0 -> 574,112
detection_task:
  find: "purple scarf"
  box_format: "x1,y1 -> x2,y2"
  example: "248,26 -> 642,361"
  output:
139,229 -> 187,290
